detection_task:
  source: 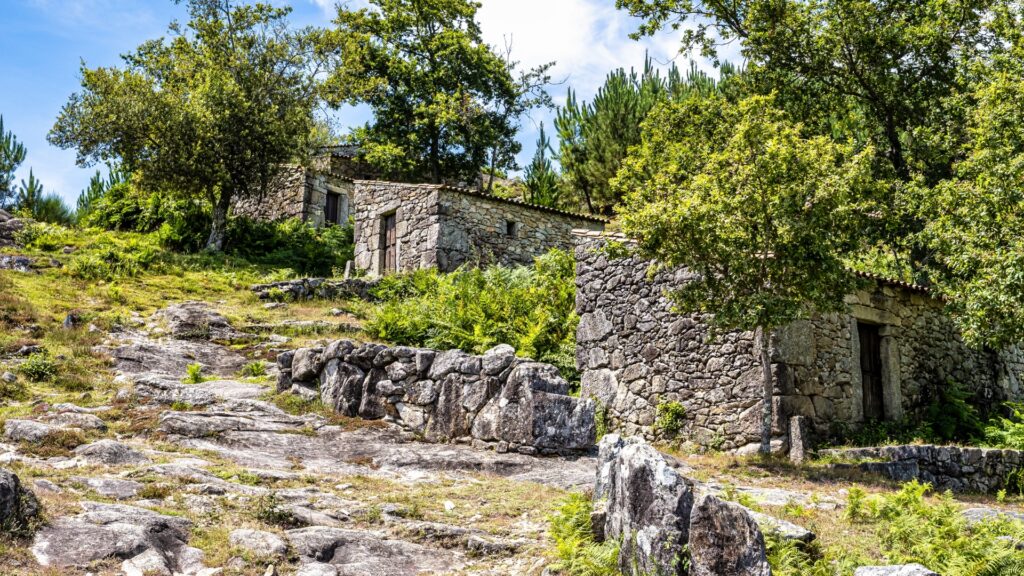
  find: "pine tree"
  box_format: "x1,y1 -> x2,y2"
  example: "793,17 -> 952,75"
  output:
76,164 -> 127,221
524,123 -> 562,208
16,169 -> 73,225
0,116 -> 27,210
555,59 -> 741,214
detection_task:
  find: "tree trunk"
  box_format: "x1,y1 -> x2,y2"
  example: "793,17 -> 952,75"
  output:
205,190 -> 232,252
756,325 -> 773,455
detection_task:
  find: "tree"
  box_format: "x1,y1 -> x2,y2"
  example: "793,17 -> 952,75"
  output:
616,0 -> 995,276
554,59 -> 739,214
922,11 -> 1024,349
15,169 -> 74,225
318,0 -> 551,186
616,94 -> 873,453
523,123 -> 561,208
50,0 -> 321,251
0,116 -> 27,210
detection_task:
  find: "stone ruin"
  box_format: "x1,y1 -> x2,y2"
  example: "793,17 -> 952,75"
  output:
278,340 -> 596,454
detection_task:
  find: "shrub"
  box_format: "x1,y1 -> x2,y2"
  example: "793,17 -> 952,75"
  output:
239,361 -> 267,379
19,352 -> 57,382
183,363 -> 206,384
65,233 -> 165,281
655,401 -> 687,437
365,249 -> 580,380
0,373 -> 27,401
839,380 -> 983,446
849,481 -> 1024,575
985,402 -> 1024,450
225,217 -> 354,277
547,492 -> 621,576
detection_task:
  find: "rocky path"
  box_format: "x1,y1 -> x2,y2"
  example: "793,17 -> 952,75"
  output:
0,302 -> 595,575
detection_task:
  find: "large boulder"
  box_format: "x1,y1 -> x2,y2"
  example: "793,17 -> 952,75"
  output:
599,437 -> 694,576
688,494 -> 771,576
0,209 -> 27,248
0,468 -> 40,533
156,301 -> 248,342
229,528 -> 288,558
74,440 -> 150,466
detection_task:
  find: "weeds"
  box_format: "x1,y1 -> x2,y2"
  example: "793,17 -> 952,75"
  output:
18,353 -> 57,382
655,401 -> 687,437
547,493 -> 621,576
183,363 -> 206,384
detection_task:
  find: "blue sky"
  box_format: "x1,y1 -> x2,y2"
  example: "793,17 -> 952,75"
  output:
0,0 -> 720,207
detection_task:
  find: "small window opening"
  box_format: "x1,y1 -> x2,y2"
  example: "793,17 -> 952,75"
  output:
505,220 -> 517,237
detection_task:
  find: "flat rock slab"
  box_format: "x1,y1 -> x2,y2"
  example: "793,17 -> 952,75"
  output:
74,440 -> 151,466
104,335 -> 247,378
173,426 -> 596,489
30,502 -> 206,573
191,379 -> 267,401
71,476 -> 144,500
962,506 -> 1024,525
286,526 -> 462,575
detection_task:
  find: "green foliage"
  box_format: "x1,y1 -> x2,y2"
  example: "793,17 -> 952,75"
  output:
76,164 -> 128,222
0,373 -> 27,401
365,249 -> 579,378
547,492 -> 621,576
320,0 -> 552,184
838,381 -> 983,447
555,58 -> 740,214
50,0 -> 321,250
14,169 -> 74,226
239,361 -> 267,379
847,481 -> 1024,575
655,400 -> 686,437
985,403 -> 1024,451
65,234 -> 164,281
0,115 -> 27,209
19,352 -> 58,382
224,217 -> 354,277
252,492 -> 295,527
524,123 -> 563,208
183,363 -> 206,385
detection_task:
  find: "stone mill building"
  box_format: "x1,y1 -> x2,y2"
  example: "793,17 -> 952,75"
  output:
572,231 -> 1024,452
234,148 -> 606,276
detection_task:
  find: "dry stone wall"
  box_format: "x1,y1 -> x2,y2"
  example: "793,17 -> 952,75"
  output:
277,340 -> 596,454
251,278 -> 380,302
575,235 -> 769,451
826,444 -> 1024,494
434,188 -> 604,271
574,233 -> 1024,450
352,182 -> 441,274
232,165 -> 354,227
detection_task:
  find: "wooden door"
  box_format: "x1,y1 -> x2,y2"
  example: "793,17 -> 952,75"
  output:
858,322 -> 884,420
325,193 -> 340,225
382,213 -> 397,273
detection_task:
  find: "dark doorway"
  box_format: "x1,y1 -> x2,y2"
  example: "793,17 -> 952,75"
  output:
382,213 -> 397,273
325,192 -> 341,225
858,322 -> 884,420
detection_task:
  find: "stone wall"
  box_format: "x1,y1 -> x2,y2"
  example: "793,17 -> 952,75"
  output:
574,232 -> 1024,450
434,188 -> 605,271
826,445 -> 1024,494
277,340 -> 596,454
575,234 -> 768,452
352,182 -> 605,275
251,278 -> 380,302
232,165 -> 355,227
352,182 -> 442,274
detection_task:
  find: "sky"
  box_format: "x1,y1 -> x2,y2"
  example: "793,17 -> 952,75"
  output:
0,0 -> 725,207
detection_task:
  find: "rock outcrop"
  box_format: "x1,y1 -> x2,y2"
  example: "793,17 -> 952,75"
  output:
0,209 -> 27,248
279,340 -> 596,454
0,468 -> 40,533
595,436 -> 773,576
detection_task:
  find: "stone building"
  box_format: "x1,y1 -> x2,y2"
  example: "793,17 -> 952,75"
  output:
353,181 -> 606,275
573,231 -> 1024,452
232,146 -> 377,228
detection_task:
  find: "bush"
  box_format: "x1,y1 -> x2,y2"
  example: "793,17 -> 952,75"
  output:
365,249 -> 579,379
838,380 -> 983,446
225,217 -> 354,277
183,363 -> 206,384
547,492 -> 621,576
655,401 -> 687,437
19,352 -> 57,382
239,361 -> 267,379
984,402 -> 1024,450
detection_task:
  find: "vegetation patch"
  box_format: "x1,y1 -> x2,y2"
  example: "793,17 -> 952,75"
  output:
546,492 -> 620,576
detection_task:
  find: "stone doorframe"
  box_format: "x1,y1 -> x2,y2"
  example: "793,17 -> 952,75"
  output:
848,304 -> 904,422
